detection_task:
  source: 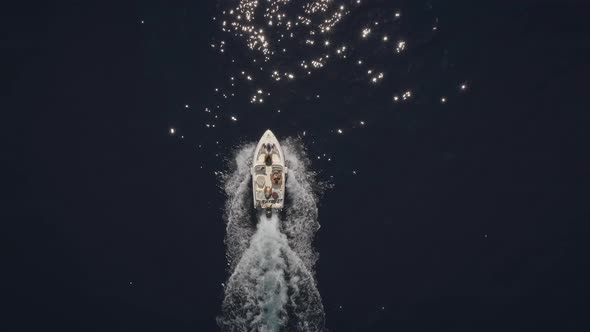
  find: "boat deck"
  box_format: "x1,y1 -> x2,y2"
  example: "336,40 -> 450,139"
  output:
253,147 -> 285,209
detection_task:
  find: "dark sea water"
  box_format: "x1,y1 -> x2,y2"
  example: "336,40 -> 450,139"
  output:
5,0 -> 589,331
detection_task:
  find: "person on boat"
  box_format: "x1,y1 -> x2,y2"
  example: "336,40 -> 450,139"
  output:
272,171 -> 281,185
264,186 -> 272,199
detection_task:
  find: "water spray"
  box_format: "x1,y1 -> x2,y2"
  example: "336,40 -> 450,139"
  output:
218,135 -> 325,331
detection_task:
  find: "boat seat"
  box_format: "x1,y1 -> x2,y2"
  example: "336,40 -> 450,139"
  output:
272,153 -> 281,163
256,175 -> 266,188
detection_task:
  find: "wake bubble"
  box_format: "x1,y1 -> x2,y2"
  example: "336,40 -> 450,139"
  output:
282,138 -> 324,273
218,139 -> 325,331
221,142 -> 257,271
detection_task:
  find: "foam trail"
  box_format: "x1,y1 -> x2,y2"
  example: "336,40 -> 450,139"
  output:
282,138 -> 323,272
218,139 -> 325,331
221,142 -> 256,270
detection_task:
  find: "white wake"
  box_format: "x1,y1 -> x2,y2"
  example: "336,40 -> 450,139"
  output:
218,139 -> 325,332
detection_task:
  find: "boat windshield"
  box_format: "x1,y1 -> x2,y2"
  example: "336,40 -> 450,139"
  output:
254,165 -> 266,174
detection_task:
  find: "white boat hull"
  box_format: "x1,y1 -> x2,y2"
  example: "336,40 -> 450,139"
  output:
251,130 -> 287,216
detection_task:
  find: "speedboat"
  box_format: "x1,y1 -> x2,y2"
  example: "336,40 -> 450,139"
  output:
251,130 -> 287,218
